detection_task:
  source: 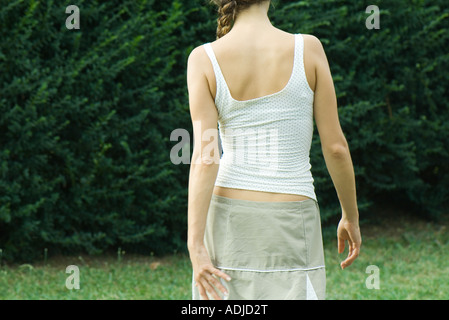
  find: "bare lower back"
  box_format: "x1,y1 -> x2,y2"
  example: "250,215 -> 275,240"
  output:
213,186 -> 312,202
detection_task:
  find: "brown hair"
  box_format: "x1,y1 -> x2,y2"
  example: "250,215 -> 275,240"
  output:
210,0 -> 270,39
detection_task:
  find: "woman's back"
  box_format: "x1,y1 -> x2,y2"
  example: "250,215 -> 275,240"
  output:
204,31 -> 317,201
199,17 -> 322,201
207,28 -> 315,102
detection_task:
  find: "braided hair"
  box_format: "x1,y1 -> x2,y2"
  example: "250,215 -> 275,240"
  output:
210,0 -> 270,39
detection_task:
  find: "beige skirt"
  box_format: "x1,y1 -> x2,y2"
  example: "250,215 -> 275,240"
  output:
192,193 -> 326,300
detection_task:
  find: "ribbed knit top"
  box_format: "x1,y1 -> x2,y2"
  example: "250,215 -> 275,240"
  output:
203,33 -> 317,201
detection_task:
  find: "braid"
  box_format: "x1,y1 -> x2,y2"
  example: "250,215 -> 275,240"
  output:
216,0 -> 237,39
210,0 -> 270,39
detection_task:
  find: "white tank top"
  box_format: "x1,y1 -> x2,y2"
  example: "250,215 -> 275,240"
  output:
203,33 -> 317,201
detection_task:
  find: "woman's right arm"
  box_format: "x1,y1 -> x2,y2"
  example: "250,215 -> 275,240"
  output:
305,35 -> 362,269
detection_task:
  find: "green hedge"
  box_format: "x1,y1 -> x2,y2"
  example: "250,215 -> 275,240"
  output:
0,0 -> 448,262
0,0 -> 198,262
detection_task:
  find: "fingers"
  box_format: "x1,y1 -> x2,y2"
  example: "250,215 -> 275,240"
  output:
200,275 -> 221,300
211,268 -> 232,282
337,236 -> 345,254
196,266 -> 231,300
340,241 -> 361,270
337,220 -> 362,270
341,249 -> 359,269
196,281 -> 209,300
206,274 -> 228,299
209,269 -> 231,298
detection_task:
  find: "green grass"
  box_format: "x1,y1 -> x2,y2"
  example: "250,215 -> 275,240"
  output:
0,254 -> 192,300
323,216 -> 449,299
1,215 -> 448,300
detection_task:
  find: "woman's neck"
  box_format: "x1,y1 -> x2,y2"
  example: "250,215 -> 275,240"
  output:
231,3 -> 272,34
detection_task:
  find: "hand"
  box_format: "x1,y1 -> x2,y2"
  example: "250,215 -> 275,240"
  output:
189,244 -> 231,300
337,218 -> 362,269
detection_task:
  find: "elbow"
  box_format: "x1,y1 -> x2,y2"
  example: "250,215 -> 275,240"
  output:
323,142 -> 349,158
191,151 -> 220,166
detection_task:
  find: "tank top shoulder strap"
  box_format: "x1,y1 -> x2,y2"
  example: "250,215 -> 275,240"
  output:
294,33 -> 314,95
203,43 -> 227,107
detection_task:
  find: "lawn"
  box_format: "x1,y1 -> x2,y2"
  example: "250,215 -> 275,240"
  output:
1,214 -> 448,300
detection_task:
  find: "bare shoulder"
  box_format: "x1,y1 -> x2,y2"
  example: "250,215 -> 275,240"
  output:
302,34 -> 325,55
187,44 -> 216,98
187,44 -> 216,89
187,45 -> 209,69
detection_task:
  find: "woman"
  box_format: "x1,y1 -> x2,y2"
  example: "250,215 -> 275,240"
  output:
187,0 -> 361,300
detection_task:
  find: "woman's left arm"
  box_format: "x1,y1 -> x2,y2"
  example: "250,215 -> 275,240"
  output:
186,46 -> 231,300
